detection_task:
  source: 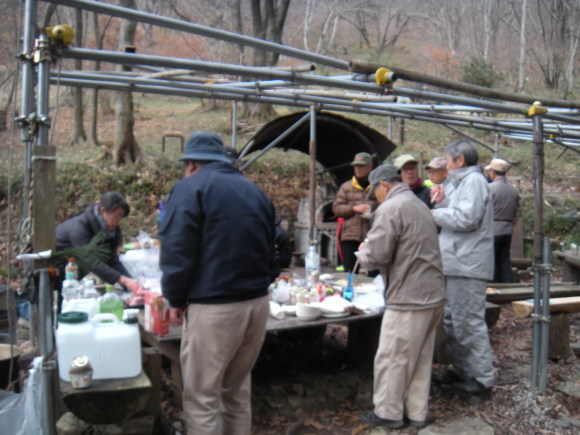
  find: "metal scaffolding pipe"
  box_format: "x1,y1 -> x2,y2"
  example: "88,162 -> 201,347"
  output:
44,0 -> 350,70
38,269 -> 56,435
539,237 -> 551,391
530,109 -> 545,390
238,112 -> 311,171
49,72 -> 580,141
57,47 -> 384,93
308,107 -> 317,243
53,47 -> 580,125
50,76 -> 580,143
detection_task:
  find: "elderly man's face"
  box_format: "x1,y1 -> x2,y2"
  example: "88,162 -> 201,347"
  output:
400,162 -> 418,185
353,163 -> 373,179
374,181 -> 389,203
446,154 -> 466,170
427,168 -> 447,185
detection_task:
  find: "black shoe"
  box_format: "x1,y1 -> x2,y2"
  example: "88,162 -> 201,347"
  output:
432,369 -> 463,385
361,411 -> 404,429
404,417 -> 432,428
452,380 -> 492,399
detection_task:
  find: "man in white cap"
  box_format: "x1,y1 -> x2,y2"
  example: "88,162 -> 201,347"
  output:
485,158 -> 520,283
332,152 -> 377,272
160,131 -> 280,433
358,164 -> 445,429
393,154 -> 432,208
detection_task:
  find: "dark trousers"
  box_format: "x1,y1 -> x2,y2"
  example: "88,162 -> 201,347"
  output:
340,240 -> 361,273
494,234 -> 513,283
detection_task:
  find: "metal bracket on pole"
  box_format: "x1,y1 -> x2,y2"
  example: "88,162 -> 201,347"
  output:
531,263 -> 555,274
530,314 -> 550,323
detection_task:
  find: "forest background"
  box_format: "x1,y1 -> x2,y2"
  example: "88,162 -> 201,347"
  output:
0,0 -> 578,278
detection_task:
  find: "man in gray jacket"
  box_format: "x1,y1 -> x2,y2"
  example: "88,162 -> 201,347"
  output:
485,158 -> 520,283
358,165 -> 446,429
431,140 -> 495,398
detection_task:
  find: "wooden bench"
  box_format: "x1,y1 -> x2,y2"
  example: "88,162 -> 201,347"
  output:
553,250 -> 580,284
511,296 -> 580,360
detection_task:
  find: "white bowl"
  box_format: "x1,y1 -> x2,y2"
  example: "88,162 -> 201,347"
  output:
296,303 -> 320,316
296,311 -> 320,321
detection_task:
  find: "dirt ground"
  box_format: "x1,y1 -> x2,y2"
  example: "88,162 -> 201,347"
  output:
161,306 -> 579,434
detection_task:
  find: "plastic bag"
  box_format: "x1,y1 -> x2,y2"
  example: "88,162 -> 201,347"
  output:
0,356 -> 44,434
271,280 -> 290,304
120,232 -> 162,282
352,274 -> 386,312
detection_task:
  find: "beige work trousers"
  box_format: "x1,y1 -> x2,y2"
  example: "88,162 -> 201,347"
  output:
373,306 -> 443,422
180,295 -> 269,435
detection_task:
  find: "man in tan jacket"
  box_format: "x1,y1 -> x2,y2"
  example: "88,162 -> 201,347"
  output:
332,152 -> 377,272
358,164 -> 446,429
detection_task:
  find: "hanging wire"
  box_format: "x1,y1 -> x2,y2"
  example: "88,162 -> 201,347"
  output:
3,0 -> 26,391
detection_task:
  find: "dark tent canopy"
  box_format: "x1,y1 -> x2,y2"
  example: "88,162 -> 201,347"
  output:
240,111 -> 397,184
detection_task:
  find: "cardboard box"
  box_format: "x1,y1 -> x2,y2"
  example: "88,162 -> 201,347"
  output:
143,290 -> 182,338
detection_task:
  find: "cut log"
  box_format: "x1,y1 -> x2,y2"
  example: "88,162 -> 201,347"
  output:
549,313 -> 571,360
511,296 -> 580,318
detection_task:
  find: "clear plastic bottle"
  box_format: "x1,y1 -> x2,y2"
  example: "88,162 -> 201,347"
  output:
65,258 -> 79,280
62,268 -> 81,301
305,245 -> 320,288
98,284 -> 124,321
83,278 -> 99,299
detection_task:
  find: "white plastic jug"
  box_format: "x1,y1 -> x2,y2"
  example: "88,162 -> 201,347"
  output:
61,297 -> 98,321
56,311 -> 142,381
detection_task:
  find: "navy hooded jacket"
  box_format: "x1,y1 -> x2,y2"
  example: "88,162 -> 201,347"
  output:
159,162 -> 279,307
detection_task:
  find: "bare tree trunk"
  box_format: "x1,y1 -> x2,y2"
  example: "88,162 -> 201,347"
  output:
89,12 -> 104,147
113,0 -> 144,165
71,8 -> 87,145
517,0 -> 528,92
242,0 -> 292,122
563,1 -> 579,97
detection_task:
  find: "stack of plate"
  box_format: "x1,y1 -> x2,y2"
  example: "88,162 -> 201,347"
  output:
296,303 -> 321,321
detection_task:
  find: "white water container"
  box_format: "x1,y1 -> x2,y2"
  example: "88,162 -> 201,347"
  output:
56,312 -> 95,381
61,297 -> 99,321
56,311 -> 142,381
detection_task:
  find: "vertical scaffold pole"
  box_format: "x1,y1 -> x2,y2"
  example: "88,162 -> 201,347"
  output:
529,101 -> 547,390
538,237 -> 552,391
308,106 -> 317,245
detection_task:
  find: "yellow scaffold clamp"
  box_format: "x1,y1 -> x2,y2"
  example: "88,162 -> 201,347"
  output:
45,24 -> 75,47
375,67 -> 398,86
527,101 -> 548,117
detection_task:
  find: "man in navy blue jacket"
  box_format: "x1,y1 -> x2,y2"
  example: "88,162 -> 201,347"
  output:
159,131 -> 279,434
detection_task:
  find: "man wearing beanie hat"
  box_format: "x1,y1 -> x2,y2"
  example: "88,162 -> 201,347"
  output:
485,159 -> 520,283
159,131 -> 280,433
332,152 -> 377,272
358,165 -> 445,429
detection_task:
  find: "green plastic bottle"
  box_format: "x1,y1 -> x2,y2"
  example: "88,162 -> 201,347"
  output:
98,284 -> 124,321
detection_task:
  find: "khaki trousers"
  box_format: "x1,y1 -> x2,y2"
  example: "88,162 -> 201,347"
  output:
373,306 -> 443,422
180,296 -> 269,435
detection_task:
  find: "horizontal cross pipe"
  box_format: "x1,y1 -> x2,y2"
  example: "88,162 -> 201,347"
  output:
44,0 -> 349,70
55,47 -> 580,125
57,47 -> 385,93
52,70 -> 580,138
51,76 -> 580,142
349,59 -> 580,109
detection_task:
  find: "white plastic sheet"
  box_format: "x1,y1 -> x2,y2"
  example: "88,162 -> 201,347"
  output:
0,356 -> 44,434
